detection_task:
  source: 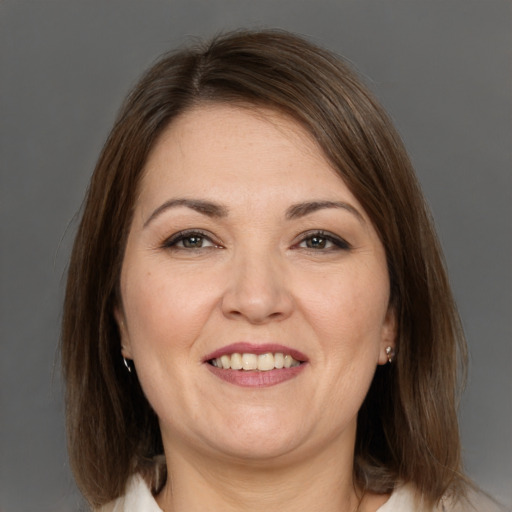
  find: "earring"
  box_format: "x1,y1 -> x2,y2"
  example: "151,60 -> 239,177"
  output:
385,346 -> 395,364
123,357 -> 133,373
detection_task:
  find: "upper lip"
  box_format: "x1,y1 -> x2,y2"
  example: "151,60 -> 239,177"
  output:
203,342 -> 308,363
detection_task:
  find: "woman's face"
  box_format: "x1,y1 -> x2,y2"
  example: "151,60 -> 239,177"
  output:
117,104 -> 395,464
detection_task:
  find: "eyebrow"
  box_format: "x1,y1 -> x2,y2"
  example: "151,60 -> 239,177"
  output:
144,198 -> 229,228
285,201 -> 365,223
144,198 -> 364,228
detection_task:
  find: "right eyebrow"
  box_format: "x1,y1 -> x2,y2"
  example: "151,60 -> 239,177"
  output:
285,200 -> 365,224
143,198 -> 229,228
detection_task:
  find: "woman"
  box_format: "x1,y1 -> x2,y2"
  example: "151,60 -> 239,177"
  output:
61,30 -> 496,511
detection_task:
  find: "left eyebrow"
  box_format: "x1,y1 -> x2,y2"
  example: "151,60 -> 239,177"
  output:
143,198 -> 229,228
285,201 -> 365,224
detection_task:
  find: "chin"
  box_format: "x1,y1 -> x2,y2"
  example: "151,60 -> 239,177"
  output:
207,434 -> 301,464
194,411 -> 310,463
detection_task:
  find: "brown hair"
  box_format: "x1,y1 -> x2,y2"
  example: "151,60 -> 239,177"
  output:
61,29 -> 468,508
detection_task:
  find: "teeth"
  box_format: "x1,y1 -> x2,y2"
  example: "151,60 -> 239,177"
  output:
257,353 -> 274,371
242,353 -> 258,370
210,352 -> 301,371
231,353 -> 243,370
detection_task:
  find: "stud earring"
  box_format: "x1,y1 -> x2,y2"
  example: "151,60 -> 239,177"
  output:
123,357 -> 133,373
385,346 -> 395,364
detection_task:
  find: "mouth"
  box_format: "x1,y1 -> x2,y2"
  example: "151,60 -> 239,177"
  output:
209,352 -> 302,371
203,343 -> 307,386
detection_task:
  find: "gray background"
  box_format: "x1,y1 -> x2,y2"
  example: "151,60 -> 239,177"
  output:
1,1 -> 510,510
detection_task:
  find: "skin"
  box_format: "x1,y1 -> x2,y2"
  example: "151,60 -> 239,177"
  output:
117,104 -> 396,512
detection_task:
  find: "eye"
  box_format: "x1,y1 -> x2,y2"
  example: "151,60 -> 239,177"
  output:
162,230 -> 219,250
296,231 -> 350,251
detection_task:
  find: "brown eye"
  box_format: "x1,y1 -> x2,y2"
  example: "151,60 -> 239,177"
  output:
181,235 -> 206,248
297,231 -> 350,251
163,230 -> 217,250
305,236 -> 328,249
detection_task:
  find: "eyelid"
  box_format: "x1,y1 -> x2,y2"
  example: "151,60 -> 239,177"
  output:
161,229 -> 222,249
294,230 -> 351,250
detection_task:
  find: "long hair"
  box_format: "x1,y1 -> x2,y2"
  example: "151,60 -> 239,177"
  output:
61,29 -> 467,508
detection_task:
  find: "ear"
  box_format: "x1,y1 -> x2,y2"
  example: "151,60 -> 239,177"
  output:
378,306 -> 397,365
114,306 -> 133,359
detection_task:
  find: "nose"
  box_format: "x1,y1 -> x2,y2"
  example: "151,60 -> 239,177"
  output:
221,249 -> 294,324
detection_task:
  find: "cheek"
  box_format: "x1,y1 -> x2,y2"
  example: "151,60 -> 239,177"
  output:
119,265 -> 211,409
300,264 -> 390,359
121,264 -> 214,359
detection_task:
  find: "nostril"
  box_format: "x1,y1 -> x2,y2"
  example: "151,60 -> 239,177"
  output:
220,268 -> 294,324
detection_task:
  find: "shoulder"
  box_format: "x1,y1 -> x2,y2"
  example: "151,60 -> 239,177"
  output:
443,488 -> 510,512
96,474 -> 163,512
379,484 -> 508,512
377,483 -> 420,511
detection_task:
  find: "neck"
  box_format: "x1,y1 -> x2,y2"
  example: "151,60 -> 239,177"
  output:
156,437 -> 365,512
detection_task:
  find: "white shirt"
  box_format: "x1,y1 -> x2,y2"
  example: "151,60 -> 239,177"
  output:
99,473 -> 505,512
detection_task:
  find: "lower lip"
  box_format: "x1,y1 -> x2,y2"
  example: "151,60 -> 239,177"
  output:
206,364 -> 306,387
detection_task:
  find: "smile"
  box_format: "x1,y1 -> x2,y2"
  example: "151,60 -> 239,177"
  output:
209,352 -> 301,371
204,343 -> 307,387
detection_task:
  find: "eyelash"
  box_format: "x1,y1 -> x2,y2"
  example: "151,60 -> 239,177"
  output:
295,231 -> 351,251
161,230 -> 220,250
161,230 -> 351,252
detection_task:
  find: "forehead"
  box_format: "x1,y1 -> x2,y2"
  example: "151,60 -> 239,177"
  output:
135,104 -> 365,219
147,103 -> 325,168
